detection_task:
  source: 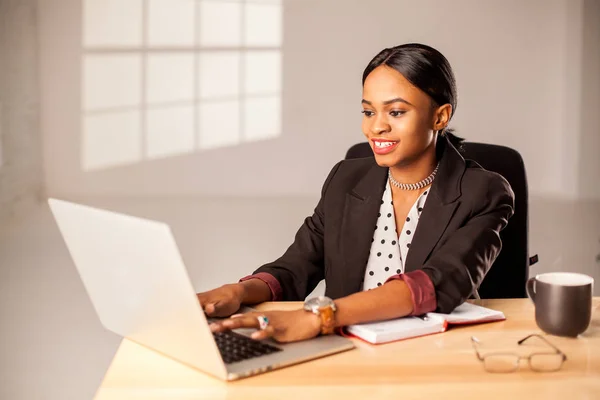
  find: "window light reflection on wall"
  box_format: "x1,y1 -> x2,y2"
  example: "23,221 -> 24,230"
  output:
81,0 -> 282,171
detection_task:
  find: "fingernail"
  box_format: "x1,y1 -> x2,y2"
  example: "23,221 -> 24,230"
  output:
251,332 -> 261,339
209,324 -> 218,332
223,320 -> 233,326
231,314 -> 243,319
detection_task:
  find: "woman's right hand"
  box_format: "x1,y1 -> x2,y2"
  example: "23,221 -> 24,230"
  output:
197,283 -> 244,318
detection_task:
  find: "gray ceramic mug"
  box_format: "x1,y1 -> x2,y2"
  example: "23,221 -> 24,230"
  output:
527,272 -> 594,337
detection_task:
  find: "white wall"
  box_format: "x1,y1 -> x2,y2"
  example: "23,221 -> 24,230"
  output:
37,0 -> 599,279
39,0 -> 600,200
0,103 -> 3,168
0,0 -> 44,223
578,0 -> 600,200
37,0 -> 600,283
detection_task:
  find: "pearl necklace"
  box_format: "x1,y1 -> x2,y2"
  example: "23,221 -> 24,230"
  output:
388,163 -> 439,191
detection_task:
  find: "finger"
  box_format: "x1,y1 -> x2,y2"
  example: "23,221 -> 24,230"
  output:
210,313 -> 264,332
222,315 -> 261,330
209,318 -> 244,333
209,317 -> 235,332
206,300 -> 232,318
225,311 -> 258,321
209,322 -> 223,332
203,303 -> 216,316
251,325 -> 275,340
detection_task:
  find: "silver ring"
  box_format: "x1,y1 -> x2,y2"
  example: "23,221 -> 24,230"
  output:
257,315 -> 269,330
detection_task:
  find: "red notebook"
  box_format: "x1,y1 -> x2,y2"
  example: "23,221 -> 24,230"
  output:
345,302 -> 505,344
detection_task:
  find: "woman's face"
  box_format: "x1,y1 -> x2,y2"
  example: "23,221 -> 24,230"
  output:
361,65 -> 448,168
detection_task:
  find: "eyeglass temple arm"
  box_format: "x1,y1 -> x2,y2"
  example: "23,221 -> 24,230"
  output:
518,334 -> 567,359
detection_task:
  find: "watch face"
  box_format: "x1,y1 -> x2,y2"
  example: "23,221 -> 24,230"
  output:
304,296 -> 335,311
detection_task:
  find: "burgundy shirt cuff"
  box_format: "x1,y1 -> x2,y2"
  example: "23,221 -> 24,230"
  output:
239,272 -> 283,301
385,270 -> 437,315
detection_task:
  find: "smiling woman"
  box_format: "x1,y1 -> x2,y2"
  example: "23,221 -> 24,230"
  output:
198,43 -> 515,344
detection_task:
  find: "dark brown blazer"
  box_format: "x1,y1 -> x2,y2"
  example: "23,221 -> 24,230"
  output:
253,137 -> 515,313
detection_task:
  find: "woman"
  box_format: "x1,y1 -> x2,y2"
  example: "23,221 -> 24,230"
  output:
199,43 -> 514,343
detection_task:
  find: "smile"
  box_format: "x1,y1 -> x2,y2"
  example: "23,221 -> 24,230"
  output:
371,140 -> 399,155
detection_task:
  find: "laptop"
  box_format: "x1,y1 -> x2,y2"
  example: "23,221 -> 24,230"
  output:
48,198 -> 354,381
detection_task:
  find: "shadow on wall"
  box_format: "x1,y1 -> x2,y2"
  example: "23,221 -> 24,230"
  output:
81,0 -> 283,172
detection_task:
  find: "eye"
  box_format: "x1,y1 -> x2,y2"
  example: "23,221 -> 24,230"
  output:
361,110 -> 374,117
389,110 -> 406,117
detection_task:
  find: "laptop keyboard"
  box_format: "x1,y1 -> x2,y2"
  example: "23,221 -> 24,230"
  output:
213,330 -> 282,364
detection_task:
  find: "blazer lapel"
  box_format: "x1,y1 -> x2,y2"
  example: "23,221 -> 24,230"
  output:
405,137 -> 466,272
404,201 -> 459,272
339,163 -> 387,296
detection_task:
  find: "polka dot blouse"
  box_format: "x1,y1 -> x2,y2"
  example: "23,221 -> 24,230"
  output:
362,179 -> 430,291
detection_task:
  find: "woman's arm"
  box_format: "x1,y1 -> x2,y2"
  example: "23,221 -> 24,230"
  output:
333,279 -> 413,326
197,278 -> 273,317
210,279 -> 414,341
239,279 -> 273,304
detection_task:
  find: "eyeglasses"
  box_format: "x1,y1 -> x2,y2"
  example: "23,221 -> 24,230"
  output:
471,334 -> 567,373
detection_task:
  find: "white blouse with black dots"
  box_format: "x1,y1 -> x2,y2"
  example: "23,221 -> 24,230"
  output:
362,179 -> 430,290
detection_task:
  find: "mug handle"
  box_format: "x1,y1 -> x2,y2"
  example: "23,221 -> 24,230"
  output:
526,277 -> 536,303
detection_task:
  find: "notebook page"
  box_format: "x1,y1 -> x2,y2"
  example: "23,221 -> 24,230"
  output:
427,302 -> 505,324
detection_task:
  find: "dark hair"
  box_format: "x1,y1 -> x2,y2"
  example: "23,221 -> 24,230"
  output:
362,43 -> 464,149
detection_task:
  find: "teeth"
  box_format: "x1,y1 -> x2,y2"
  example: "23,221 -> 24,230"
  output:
374,141 -> 396,148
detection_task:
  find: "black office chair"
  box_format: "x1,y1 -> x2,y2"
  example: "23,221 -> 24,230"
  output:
345,141 -> 535,299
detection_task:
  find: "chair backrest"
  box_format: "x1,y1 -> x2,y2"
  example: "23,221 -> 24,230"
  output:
344,142 -> 529,299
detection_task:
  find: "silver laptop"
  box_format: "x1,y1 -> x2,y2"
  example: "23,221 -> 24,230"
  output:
48,198 -> 354,381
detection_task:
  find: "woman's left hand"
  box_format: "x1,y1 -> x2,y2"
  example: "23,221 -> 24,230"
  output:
209,309 -> 322,343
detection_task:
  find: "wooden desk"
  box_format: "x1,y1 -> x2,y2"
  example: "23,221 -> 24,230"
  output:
96,299 -> 600,399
